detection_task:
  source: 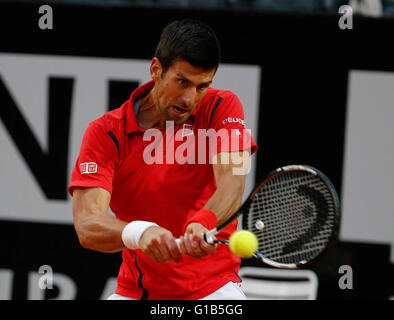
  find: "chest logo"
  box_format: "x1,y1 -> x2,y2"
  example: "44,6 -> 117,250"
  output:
181,123 -> 194,137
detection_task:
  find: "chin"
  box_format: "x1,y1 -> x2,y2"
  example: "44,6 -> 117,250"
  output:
165,111 -> 190,126
173,117 -> 189,126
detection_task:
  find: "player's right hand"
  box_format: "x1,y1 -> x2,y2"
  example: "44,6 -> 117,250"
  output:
138,226 -> 182,264
179,222 -> 217,259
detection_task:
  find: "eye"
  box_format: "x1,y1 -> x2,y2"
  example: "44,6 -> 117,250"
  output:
178,79 -> 187,86
198,84 -> 209,91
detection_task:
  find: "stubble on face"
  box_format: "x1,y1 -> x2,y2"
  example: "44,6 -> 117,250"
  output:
155,76 -> 194,126
148,59 -> 216,128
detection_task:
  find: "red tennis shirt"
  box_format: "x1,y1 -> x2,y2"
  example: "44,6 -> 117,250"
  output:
69,81 -> 257,299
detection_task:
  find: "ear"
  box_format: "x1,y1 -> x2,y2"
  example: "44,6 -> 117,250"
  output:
150,57 -> 162,82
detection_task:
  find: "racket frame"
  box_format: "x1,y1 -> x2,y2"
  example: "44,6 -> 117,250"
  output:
242,164 -> 341,269
182,164 -> 340,269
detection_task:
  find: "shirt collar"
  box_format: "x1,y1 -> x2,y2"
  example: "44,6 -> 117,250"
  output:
125,81 -> 155,134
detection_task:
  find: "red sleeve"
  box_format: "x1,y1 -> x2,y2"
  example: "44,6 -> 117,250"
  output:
68,121 -> 117,196
209,93 -> 258,157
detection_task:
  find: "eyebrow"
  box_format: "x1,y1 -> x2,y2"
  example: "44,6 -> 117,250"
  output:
175,72 -> 212,87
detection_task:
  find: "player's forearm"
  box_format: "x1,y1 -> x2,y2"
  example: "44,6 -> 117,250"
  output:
74,211 -> 128,253
204,174 -> 245,226
72,187 -> 128,253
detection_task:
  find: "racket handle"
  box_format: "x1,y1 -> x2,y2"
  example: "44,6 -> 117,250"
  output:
174,228 -> 218,249
203,228 -> 218,243
174,235 -> 228,249
175,238 -> 181,249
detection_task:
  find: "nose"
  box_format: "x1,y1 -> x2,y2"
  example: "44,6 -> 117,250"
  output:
182,87 -> 197,108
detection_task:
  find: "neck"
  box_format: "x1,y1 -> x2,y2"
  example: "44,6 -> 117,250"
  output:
136,88 -> 166,130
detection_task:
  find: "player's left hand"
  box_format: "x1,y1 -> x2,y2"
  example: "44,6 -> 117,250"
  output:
179,223 -> 217,259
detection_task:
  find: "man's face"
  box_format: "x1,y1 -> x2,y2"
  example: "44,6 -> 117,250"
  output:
151,58 -> 216,125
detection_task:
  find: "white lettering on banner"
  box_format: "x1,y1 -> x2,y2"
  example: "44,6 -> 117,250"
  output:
100,277 -> 118,300
341,70 -> 394,263
0,267 -> 117,300
0,53 -> 260,224
0,269 -> 13,300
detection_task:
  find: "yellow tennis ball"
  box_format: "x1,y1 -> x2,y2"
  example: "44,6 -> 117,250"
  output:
229,230 -> 258,258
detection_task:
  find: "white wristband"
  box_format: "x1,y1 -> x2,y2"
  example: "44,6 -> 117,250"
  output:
121,220 -> 158,250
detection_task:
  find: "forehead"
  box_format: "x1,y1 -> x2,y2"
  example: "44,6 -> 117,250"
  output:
167,59 -> 216,83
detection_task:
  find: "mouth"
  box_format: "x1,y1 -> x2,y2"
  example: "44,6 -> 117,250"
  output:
170,105 -> 189,119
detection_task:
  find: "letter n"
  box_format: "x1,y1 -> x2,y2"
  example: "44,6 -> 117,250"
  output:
0,76 -> 74,200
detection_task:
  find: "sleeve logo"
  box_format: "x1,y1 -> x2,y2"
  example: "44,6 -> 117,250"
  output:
80,162 -> 98,174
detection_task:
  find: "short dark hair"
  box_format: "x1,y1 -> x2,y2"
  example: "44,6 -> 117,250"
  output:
154,19 -> 221,74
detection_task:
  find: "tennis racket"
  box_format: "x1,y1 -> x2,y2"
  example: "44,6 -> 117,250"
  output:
178,165 -> 340,269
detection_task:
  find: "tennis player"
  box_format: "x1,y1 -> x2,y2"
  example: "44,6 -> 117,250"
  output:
69,19 -> 257,300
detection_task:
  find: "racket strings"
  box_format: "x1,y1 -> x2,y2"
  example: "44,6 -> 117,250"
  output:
246,170 -> 338,266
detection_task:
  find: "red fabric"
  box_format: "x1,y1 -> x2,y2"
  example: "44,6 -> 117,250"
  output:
69,81 -> 257,299
183,208 -> 217,233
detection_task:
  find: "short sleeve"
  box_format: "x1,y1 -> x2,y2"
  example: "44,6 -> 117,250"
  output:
209,93 -> 258,157
68,121 -> 117,196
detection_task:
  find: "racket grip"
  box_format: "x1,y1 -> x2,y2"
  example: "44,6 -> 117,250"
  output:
203,228 -> 217,244
175,237 -> 227,248
175,238 -> 181,249
174,228 -> 220,249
